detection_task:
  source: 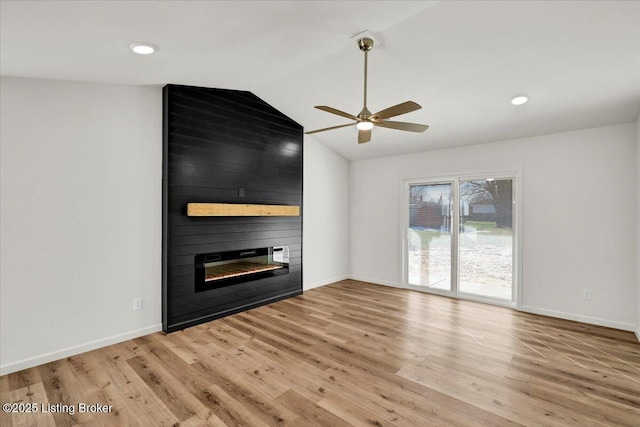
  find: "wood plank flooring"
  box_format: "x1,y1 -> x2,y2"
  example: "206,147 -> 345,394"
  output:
1,280 -> 639,426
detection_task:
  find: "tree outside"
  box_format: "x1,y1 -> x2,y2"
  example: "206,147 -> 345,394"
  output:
460,179 -> 512,229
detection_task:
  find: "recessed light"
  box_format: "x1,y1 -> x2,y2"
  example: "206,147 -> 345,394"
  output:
129,43 -> 155,55
511,95 -> 528,106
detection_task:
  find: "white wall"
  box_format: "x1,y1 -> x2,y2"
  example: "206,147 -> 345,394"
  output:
303,138 -> 350,289
0,77 -> 163,374
637,115 -> 640,341
350,123 -> 638,330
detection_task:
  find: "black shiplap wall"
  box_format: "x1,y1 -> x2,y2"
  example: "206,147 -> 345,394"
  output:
162,84 -> 303,332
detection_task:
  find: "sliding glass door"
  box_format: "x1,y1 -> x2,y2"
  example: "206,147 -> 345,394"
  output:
405,175 -> 516,306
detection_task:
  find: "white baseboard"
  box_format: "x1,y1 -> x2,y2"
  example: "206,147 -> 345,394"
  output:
520,305 -> 635,332
303,275 -> 349,291
635,328 -> 640,344
348,275 -> 402,289
0,323 -> 163,376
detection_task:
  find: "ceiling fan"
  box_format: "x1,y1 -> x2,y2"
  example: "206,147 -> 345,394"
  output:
305,37 -> 429,144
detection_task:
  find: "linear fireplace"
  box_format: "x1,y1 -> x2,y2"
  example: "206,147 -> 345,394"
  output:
195,246 -> 289,292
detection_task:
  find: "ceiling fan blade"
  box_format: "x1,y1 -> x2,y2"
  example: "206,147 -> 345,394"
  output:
305,122 -> 356,135
371,101 -> 422,120
315,106 -> 359,121
358,129 -> 371,144
375,120 -> 429,133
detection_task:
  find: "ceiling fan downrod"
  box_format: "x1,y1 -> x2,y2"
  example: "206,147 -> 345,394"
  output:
357,37 -> 374,120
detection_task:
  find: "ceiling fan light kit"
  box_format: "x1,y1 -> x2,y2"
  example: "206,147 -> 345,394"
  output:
306,32 -> 428,144
356,121 -> 374,131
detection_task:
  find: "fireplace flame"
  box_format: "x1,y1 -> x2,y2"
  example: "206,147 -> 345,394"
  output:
205,262 -> 283,282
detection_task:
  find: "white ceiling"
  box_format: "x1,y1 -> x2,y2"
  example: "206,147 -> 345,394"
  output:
2,1 -> 639,160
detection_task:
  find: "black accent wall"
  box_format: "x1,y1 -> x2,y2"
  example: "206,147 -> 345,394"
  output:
162,84 -> 303,333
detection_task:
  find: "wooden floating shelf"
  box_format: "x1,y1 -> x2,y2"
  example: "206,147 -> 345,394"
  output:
187,203 -> 300,217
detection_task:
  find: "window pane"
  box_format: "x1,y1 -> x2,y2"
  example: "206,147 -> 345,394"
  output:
408,183 -> 452,291
459,179 -> 513,300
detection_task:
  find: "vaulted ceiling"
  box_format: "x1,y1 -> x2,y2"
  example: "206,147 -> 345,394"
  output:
2,1 -> 639,160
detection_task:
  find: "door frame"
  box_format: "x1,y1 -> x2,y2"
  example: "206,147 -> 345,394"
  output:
401,168 -> 523,310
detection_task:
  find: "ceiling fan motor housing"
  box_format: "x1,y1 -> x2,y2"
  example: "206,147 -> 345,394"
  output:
357,107 -> 372,120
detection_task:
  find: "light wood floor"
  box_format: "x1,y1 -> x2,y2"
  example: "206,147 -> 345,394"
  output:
2,280 -> 639,426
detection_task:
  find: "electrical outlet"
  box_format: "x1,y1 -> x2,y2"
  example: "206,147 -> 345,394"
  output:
582,290 -> 592,301
133,298 -> 143,311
